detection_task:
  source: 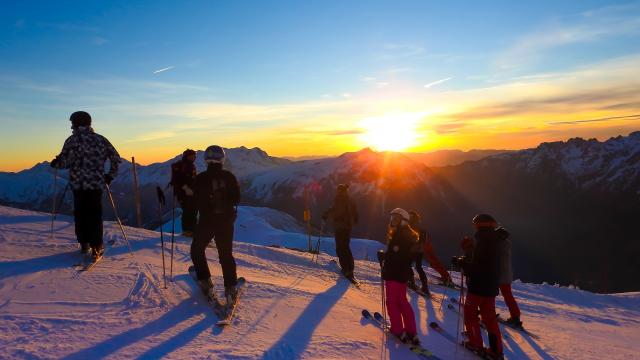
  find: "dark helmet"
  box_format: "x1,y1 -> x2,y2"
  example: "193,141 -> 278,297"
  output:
204,145 -> 225,164
182,149 -> 196,160
472,213 -> 497,228
69,111 -> 91,128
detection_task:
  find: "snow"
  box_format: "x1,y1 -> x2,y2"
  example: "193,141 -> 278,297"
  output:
1,205 -> 639,359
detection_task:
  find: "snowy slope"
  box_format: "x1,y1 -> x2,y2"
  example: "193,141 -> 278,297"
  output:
1,205 -> 639,359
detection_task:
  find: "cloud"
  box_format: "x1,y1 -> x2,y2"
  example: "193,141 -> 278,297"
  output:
424,77 -> 452,89
547,114 -> 640,126
153,66 -> 175,74
498,3 -> 640,69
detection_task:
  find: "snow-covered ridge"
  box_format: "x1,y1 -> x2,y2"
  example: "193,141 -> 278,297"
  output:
486,131 -> 640,191
1,205 -> 639,359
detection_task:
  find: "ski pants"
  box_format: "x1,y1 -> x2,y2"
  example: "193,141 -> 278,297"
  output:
411,253 -> 429,288
500,283 -> 521,320
191,216 -> 237,287
464,293 -> 503,355
178,195 -> 197,232
73,189 -> 103,249
385,280 -> 417,336
335,228 -> 354,275
424,242 -> 451,282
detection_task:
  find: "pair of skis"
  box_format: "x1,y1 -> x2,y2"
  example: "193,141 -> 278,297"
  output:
188,266 -> 246,327
72,251 -> 104,272
428,321 -> 494,359
447,297 -> 535,339
361,309 -> 442,359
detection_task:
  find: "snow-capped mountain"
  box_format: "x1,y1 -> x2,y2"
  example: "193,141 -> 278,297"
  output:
406,149 -> 511,167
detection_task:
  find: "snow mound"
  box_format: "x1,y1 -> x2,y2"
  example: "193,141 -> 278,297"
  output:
0,205 -> 639,359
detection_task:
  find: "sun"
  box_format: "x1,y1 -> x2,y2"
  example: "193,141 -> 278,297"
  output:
358,112 -> 422,151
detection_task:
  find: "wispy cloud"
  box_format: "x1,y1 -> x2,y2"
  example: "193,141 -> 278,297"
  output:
424,77 -> 452,89
548,114 -> 640,126
153,66 -> 175,74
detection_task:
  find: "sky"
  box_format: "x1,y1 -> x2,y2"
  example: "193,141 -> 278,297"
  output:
1,0 -> 640,171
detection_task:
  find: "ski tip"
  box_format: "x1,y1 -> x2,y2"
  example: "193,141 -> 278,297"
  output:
362,309 -> 371,318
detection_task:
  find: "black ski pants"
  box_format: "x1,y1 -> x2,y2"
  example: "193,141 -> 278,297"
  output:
335,228 -> 354,275
411,253 -> 429,287
73,189 -> 103,249
191,215 -> 237,287
178,195 -> 197,232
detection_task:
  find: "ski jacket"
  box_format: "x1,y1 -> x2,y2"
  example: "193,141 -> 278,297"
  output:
460,227 -> 509,297
324,194 -> 358,230
53,126 -> 120,190
171,158 -> 197,199
497,228 -> 513,284
193,163 -> 240,220
382,224 -> 421,283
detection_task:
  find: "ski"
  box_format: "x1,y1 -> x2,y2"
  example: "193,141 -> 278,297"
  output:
78,254 -> 103,272
496,314 -> 539,340
429,321 -> 488,359
408,285 -> 439,301
361,309 -> 442,360
216,277 -> 246,327
188,266 -> 227,319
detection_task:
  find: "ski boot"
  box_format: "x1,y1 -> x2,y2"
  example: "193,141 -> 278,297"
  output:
505,316 -> 523,328
91,245 -> 104,261
80,243 -> 91,255
225,285 -> 238,305
483,348 -> 505,360
420,283 -> 430,295
407,279 -> 418,291
198,278 -> 215,298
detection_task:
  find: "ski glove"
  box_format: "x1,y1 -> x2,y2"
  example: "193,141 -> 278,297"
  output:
104,174 -> 114,185
182,184 -> 194,196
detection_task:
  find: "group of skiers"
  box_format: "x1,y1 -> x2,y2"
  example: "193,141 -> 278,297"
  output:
51,110 -> 521,359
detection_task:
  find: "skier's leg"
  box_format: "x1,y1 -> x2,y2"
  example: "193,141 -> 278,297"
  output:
190,222 -> 214,280
213,219 -> 237,287
334,229 -> 349,274
385,280 -> 404,336
344,228 -> 354,274
425,250 -> 451,282
499,283 -> 521,320
463,293 -> 484,350
479,296 -> 503,355
415,253 -> 428,287
73,190 -> 87,245
397,282 -> 417,335
87,190 -> 103,250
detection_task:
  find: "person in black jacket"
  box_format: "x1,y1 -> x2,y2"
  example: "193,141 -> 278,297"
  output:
190,145 -> 241,303
377,208 -> 422,345
454,214 -> 505,359
322,184 -> 358,280
171,149 -> 197,237
50,111 -> 120,259
407,210 -> 430,294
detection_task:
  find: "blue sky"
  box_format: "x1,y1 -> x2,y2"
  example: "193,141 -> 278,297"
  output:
1,0 -> 640,170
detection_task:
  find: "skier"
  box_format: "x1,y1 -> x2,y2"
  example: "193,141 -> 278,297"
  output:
407,210 -> 452,288
498,224 -> 522,327
377,208 -> 422,345
406,210 -> 430,294
171,149 -> 197,237
322,184 -> 358,281
50,111 -> 121,260
453,213 -> 505,360
190,145 -> 241,304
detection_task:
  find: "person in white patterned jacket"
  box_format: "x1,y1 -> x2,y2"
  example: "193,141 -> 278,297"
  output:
51,111 -> 121,260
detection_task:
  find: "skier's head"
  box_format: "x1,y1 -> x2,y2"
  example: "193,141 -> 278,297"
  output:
69,111 -> 91,129
182,149 -> 196,162
472,213 -> 497,230
204,145 -> 225,165
389,208 -> 410,227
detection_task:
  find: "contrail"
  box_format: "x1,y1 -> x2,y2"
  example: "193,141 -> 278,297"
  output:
153,66 -> 175,74
424,77 -> 452,88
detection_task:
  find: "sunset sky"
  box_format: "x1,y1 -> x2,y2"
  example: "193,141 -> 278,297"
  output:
1,0 -> 640,171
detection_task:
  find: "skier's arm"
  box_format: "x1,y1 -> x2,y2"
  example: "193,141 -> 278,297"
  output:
104,137 -> 121,178
228,173 -> 241,206
54,137 -> 74,169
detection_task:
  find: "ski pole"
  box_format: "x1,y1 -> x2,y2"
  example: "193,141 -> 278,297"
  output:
311,221 -> 324,263
456,270 -> 465,349
170,190 -> 176,280
51,183 -> 71,238
156,187 -> 167,289
50,168 -> 58,238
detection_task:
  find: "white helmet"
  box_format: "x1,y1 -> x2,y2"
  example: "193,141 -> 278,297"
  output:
390,208 -> 410,222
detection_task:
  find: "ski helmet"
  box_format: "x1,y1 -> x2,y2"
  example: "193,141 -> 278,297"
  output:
69,111 -> 91,128
472,213 -> 497,228
183,149 -> 196,160
390,208 -> 410,222
204,145 -> 225,164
